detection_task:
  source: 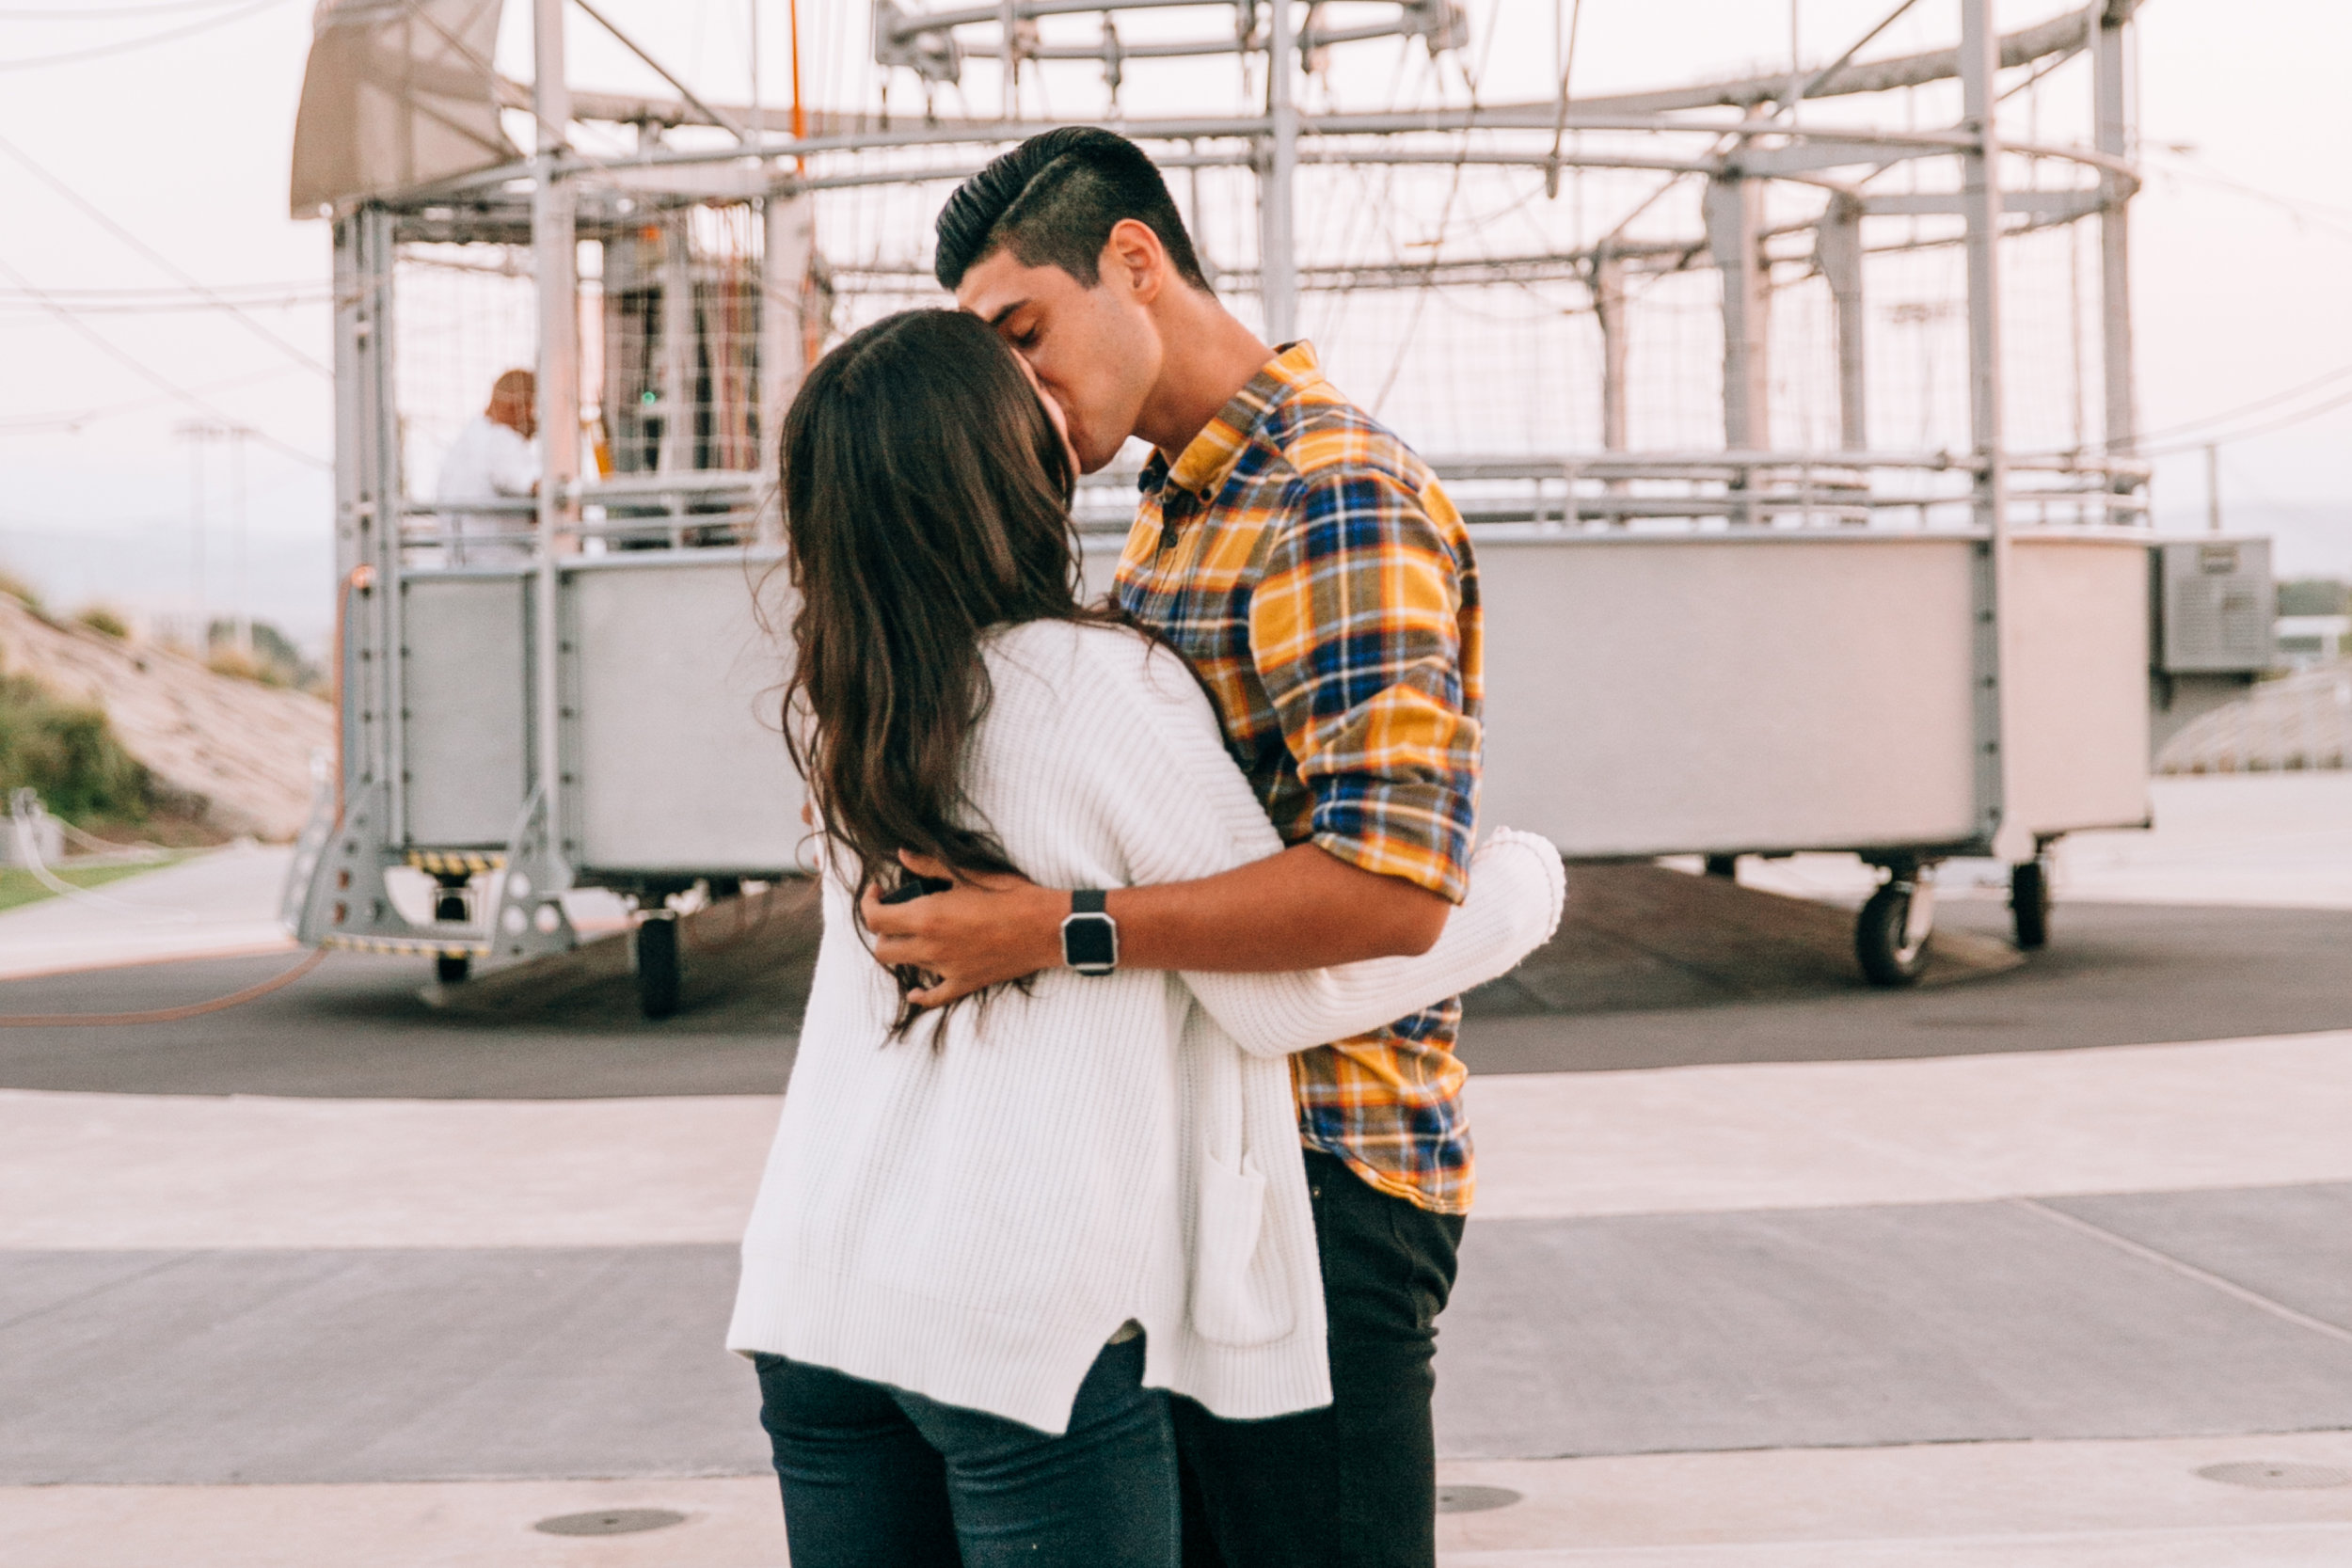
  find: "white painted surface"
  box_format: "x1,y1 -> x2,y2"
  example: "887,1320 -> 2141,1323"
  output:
2006,537 -> 2153,836
6,1432 -> 2348,1567
1727,772 -> 2352,910
0,1091 -> 776,1249
1465,1033 -> 2352,1220
568,560 -> 805,875
1477,534 -> 1982,856
6,1031 -> 2347,1247
401,573 -> 530,847
0,846 -> 294,981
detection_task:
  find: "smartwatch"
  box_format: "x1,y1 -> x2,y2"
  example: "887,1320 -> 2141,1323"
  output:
1060,889 -> 1119,976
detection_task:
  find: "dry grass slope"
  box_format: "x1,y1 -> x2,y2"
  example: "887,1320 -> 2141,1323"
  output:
0,596 -> 332,841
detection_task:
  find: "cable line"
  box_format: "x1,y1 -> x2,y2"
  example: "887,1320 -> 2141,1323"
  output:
0,0 -> 287,70
0,0 -> 255,16
0,248 -> 327,469
0,128 -> 330,379
2143,384 -> 2352,458
2133,361 -> 2352,446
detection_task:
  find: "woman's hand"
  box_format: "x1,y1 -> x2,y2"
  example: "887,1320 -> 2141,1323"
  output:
860,850 -> 1068,1006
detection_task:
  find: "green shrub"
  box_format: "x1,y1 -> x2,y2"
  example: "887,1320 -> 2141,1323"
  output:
207,619 -> 320,689
0,672 -> 151,826
2278,578 -> 2351,617
0,570 -> 42,615
76,605 -> 131,641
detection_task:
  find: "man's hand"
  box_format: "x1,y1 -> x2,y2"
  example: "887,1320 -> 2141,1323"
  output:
859,843 -> 1450,1006
861,851 -> 1067,1006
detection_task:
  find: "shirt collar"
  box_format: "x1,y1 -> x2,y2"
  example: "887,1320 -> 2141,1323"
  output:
1152,341 -> 1323,503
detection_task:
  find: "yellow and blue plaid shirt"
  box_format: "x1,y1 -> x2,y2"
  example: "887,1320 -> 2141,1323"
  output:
1113,342 -> 1485,1214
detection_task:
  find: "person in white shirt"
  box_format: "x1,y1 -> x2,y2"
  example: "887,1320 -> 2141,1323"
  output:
726,308 -> 1564,1568
435,368 -> 539,564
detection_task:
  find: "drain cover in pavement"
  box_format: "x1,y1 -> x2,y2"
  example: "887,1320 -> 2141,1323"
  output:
1436,1485 -> 1523,1513
2195,1462 -> 2352,1490
533,1509 -> 689,1536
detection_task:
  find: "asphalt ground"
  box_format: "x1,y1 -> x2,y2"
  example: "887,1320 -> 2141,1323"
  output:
5,896 -> 2350,1096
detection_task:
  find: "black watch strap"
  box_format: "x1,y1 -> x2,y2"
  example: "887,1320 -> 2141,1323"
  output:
1072,889 -> 1107,916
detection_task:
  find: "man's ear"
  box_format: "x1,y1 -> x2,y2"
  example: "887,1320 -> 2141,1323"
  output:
1103,217 -> 1166,306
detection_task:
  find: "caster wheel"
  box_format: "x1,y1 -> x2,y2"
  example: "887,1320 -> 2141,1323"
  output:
636,913 -> 682,1020
1702,855 -> 1739,879
1856,879 -> 1932,988
2010,860 -> 2051,950
436,953 -> 471,985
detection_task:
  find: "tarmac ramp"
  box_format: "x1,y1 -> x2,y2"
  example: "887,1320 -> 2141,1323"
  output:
426,862 -> 2021,1028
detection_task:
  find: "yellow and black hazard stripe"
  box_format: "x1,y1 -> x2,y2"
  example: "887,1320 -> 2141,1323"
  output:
320,934 -> 491,958
405,849 -> 505,876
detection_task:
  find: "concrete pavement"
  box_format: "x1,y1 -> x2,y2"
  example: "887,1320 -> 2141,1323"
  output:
3,772 -> 2349,1564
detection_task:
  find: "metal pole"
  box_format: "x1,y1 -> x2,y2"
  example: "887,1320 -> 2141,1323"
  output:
1961,0 -> 2023,861
186,426 -> 206,641
2204,443 -> 2221,533
1593,248 -> 1628,456
2092,1 -> 2137,458
1001,0 -> 1018,119
532,0 -> 578,859
760,187 -> 815,543
1819,192 -> 1867,451
1263,0 -> 1298,343
233,426 -> 250,656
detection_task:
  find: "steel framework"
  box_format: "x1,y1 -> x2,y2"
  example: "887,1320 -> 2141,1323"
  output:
283,0 -> 2201,999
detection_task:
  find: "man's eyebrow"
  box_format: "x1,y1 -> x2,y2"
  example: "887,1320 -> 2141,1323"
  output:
983,299 -> 1028,329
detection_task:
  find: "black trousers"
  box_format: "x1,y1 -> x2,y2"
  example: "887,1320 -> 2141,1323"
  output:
1175,1148 -> 1467,1568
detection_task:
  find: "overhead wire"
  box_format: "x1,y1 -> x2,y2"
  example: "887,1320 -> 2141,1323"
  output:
2141,384 -> 2352,458
0,0 -> 290,70
1369,0 -> 1509,414
0,249 -> 328,468
0,366 -> 302,434
0,0 -> 255,16
0,129 -> 331,377
2132,362 -> 2352,447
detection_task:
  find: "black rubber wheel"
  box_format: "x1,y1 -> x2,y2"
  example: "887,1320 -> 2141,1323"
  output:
2010,860 -> 2052,950
1855,881 -> 1930,988
636,914 -> 682,1020
1702,854 -> 1740,879
436,953 -> 471,985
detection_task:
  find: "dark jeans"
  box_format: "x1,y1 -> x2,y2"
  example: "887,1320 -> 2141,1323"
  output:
1176,1149 -> 1466,1568
754,1336 -> 1179,1568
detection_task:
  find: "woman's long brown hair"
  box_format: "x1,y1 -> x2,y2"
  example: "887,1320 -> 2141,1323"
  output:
774,309 -> 1127,1025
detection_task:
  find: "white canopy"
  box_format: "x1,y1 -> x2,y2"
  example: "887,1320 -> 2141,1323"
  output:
289,0 -> 519,217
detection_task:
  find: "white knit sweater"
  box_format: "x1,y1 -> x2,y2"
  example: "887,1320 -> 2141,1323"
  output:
727,619 -> 1564,1433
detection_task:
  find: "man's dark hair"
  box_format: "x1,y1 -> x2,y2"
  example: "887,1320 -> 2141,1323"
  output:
933,126 -> 1211,294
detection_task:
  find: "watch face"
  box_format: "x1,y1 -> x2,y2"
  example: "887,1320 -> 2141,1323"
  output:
1063,913 -> 1118,971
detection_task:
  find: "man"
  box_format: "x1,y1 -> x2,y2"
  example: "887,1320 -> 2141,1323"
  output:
865,126 -> 1484,1568
436,368 -> 538,564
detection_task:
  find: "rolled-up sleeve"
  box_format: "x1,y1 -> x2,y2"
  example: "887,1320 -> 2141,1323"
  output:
1248,467 -> 1482,904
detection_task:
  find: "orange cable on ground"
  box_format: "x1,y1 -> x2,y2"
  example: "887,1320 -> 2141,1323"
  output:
0,948 -> 330,1028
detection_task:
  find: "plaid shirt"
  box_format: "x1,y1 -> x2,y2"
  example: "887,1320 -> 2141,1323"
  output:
1113,342 -> 1485,1214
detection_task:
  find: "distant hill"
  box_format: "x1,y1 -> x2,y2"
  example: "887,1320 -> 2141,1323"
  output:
0,595 -> 332,842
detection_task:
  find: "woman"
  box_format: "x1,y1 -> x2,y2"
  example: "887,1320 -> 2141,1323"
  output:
727,309 -> 1562,1568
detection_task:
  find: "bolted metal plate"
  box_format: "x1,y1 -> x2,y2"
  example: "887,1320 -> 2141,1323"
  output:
532,1508 -> 689,1536
1436,1484 -> 1524,1514
2195,1462 -> 2352,1491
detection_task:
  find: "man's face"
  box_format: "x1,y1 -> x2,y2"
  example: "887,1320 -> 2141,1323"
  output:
956,237 -> 1161,474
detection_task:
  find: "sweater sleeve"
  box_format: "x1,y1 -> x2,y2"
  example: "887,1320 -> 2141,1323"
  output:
1069,628 -> 1564,1060
1182,830 -> 1563,1058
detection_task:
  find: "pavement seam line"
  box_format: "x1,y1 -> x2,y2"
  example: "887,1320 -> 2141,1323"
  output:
0,1252 -> 197,1337
1438,1517 -> 2352,1562
2009,1196 -> 2352,1348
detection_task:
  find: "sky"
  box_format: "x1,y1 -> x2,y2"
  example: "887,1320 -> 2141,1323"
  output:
1,0 -> 2347,654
